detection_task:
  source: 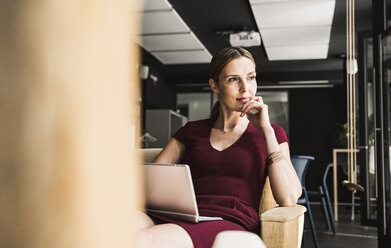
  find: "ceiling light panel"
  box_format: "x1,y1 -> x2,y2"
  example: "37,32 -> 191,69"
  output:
136,0 -> 212,64
136,32 -> 204,51
251,0 -> 336,28
141,9 -> 190,34
249,0 -> 335,60
151,50 -> 212,64
261,26 -> 331,46
266,44 -> 329,60
250,0 -> 309,3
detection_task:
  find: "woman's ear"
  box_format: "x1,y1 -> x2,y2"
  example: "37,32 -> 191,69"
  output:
209,79 -> 219,94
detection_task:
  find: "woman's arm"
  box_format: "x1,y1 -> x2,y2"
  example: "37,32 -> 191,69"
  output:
153,137 -> 186,164
262,127 -> 302,207
240,97 -> 302,206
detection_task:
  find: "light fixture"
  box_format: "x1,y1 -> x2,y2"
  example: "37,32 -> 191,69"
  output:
216,29 -> 261,47
229,31 -> 261,47
346,58 -> 358,74
139,65 -> 149,79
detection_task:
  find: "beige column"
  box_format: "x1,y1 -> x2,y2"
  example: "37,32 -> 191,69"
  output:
0,1 -> 141,247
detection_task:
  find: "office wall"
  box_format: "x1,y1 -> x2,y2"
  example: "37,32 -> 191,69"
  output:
141,50 -> 176,110
143,69 -> 176,110
177,93 -> 213,121
140,50 -> 177,132
289,86 -> 347,191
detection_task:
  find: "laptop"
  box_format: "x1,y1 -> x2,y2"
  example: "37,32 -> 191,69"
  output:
143,163 -> 223,223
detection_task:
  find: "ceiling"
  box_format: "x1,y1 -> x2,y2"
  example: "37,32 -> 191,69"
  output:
249,0 -> 335,61
137,0 -> 373,92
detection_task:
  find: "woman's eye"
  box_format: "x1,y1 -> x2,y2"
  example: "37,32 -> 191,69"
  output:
248,76 -> 256,81
228,77 -> 238,82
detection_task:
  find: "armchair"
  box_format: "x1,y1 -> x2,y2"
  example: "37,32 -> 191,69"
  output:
140,148 -> 306,248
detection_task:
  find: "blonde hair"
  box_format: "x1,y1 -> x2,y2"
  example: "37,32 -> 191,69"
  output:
209,47 -> 256,120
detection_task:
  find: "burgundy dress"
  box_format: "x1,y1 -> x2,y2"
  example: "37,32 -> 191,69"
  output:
149,118 -> 288,248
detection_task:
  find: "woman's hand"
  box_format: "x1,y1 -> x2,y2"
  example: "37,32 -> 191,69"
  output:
239,96 -> 272,131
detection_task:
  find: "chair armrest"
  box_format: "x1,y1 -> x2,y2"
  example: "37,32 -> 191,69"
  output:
138,148 -> 163,163
260,205 -> 306,248
261,205 -> 306,223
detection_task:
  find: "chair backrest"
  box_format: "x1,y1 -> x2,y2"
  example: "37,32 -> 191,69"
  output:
139,148 -> 276,216
291,155 -> 315,188
322,163 -> 333,187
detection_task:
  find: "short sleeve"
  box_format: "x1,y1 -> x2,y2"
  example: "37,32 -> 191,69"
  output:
172,122 -> 188,145
271,124 -> 289,145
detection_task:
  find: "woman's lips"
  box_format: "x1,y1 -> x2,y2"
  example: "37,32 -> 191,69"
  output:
236,97 -> 251,103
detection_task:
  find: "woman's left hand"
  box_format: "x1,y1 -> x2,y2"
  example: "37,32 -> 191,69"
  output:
239,96 -> 272,131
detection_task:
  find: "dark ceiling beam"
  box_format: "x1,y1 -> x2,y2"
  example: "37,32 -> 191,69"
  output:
165,70 -> 343,86
260,70 -> 343,82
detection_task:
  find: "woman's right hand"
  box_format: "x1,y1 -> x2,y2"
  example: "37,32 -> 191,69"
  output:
240,96 -> 272,133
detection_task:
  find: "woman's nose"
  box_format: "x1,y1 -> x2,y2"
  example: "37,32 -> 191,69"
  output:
240,80 -> 249,92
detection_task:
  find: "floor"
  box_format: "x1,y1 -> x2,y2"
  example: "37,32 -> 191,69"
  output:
301,203 -> 377,248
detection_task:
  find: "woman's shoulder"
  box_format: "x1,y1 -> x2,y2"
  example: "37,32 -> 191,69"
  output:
173,118 -> 211,143
270,124 -> 288,144
271,124 -> 285,132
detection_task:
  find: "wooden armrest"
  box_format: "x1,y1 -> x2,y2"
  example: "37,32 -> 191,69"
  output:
261,205 -> 306,223
260,205 -> 306,248
138,148 -> 163,163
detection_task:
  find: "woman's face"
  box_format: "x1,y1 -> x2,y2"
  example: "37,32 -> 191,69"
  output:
211,56 -> 257,112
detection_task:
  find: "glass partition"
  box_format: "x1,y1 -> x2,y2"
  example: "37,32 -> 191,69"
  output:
358,31 -> 377,225
387,0 -> 391,29
381,30 -> 391,237
177,93 -> 213,121
256,91 -> 289,138
177,91 -> 289,137
366,37 -> 378,222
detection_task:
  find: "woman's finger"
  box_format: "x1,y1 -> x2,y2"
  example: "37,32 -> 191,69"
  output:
240,102 -> 255,116
240,100 -> 254,111
241,101 -> 256,113
241,101 -> 263,116
252,96 -> 263,104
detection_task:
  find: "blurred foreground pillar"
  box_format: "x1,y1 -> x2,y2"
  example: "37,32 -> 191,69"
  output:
0,0 -> 141,247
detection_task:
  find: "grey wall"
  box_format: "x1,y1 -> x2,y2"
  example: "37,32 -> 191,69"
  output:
289,86 -> 347,194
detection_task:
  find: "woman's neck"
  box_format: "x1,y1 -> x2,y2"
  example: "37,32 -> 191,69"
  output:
214,107 -> 249,132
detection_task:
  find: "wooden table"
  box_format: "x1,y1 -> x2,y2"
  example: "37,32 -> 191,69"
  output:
332,148 -> 359,221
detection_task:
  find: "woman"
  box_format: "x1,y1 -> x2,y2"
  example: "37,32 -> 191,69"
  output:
137,47 -> 302,248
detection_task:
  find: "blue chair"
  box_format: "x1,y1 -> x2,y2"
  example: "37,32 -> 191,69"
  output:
308,163 -> 336,234
291,155 -> 318,248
